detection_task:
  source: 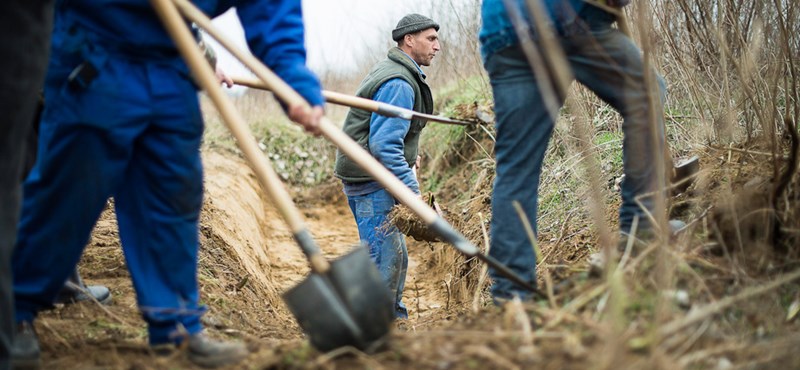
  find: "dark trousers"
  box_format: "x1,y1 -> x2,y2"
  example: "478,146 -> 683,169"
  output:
0,1 -> 53,369
484,6 -> 666,301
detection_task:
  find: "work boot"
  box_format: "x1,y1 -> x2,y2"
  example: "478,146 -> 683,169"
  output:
54,269 -> 111,305
10,321 -> 41,370
617,219 -> 686,254
186,333 -> 248,368
588,219 -> 687,275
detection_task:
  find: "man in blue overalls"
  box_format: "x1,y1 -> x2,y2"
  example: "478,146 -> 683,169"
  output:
11,1 -> 324,368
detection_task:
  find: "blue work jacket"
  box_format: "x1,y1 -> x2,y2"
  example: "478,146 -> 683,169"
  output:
56,0 -> 323,106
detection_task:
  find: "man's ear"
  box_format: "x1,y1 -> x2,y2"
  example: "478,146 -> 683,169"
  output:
404,33 -> 414,47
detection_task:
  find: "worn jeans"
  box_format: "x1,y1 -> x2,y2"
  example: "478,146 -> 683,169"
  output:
346,189 -> 409,319
0,1 -> 53,368
484,9 -> 666,301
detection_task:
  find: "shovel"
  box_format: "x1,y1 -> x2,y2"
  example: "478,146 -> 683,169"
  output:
151,0 -> 394,352
231,76 -> 478,126
166,0 -> 545,299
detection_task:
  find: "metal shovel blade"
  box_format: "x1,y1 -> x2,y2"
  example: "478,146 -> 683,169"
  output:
282,246 -> 394,352
326,246 -> 395,347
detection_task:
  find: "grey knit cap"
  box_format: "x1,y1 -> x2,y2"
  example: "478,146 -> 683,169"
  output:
392,14 -> 439,41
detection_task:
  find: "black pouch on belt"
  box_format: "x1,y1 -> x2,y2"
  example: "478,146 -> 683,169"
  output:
67,60 -> 98,90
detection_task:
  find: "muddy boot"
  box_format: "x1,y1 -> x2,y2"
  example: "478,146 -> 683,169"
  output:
186,333 -> 248,368
10,321 -> 41,370
54,269 -> 111,305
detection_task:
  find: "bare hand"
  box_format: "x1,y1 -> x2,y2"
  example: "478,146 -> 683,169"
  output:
215,65 -> 233,88
288,105 -> 324,136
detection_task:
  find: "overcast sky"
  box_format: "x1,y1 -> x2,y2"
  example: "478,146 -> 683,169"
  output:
207,0 -> 472,83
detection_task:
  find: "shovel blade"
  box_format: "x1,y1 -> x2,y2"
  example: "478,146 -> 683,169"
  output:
282,246 -> 394,352
283,274 -> 364,351
327,246 -> 394,347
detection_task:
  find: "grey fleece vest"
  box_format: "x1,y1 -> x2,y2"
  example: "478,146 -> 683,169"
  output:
334,47 -> 433,183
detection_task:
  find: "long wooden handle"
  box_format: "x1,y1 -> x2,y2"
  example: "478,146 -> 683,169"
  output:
171,0 -> 441,224
233,76 -> 475,126
150,0 -> 330,272
232,75 -> 382,113
158,0 -> 544,293
171,0 -> 306,107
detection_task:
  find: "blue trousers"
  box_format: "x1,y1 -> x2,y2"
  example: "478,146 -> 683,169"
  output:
483,9 -> 666,301
346,189 -> 408,319
13,24 -> 206,345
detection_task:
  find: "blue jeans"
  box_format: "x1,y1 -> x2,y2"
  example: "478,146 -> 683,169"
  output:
346,189 -> 409,319
483,9 -> 666,301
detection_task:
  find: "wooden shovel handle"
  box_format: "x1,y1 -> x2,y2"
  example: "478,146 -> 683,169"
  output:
233,76 -> 382,113
150,0 -> 330,272
157,0 -> 542,293
170,0 -> 441,225
234,75 -> 478,126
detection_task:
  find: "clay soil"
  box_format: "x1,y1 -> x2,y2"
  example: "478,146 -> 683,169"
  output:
30,147 -> 800,370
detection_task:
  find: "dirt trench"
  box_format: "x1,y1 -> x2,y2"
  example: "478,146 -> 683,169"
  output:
32,150 -> 456,369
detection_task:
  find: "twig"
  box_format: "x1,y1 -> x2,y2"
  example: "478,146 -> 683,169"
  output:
542,268 -> 558,309
308,346 -> 384,370
543,283 -> 607,330
473,212 -> 491,313
66,281 -> 127,325
463,345 -> 522,370
504,297 -> 535,348
676,342 -> 748,368
616,216 -> 639,272
669,318 -> 711,357
443,274 -> 452,311
512,201 -> 542,262
540,210 -> 574,268
707,144 -> 788,159
659,268 -> 800,337
38,320 -> 73,351
477,122 -> 496,142
414,280 -> 422,320
394,329 -> 567,339
513,201 -> 555,306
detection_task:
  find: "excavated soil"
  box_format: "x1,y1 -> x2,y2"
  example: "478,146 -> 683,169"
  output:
29,145 -> 800,369
31,151 -> 461,369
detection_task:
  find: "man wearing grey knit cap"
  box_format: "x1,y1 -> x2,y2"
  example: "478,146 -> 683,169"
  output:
334,14 -> 440,319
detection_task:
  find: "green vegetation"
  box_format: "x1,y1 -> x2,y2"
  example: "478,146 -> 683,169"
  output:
202,101 -> 337,186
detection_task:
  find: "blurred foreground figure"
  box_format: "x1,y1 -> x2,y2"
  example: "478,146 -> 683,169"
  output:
480,0 -> 670,302
335,13 -> 440,319
0,2 -> 53,370
11,0 -> 323,368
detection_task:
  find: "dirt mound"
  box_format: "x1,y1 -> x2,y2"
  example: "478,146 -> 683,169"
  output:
35,152 -> 305,368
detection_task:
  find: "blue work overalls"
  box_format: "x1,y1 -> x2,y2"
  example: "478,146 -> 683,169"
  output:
13,0 -> 323,345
